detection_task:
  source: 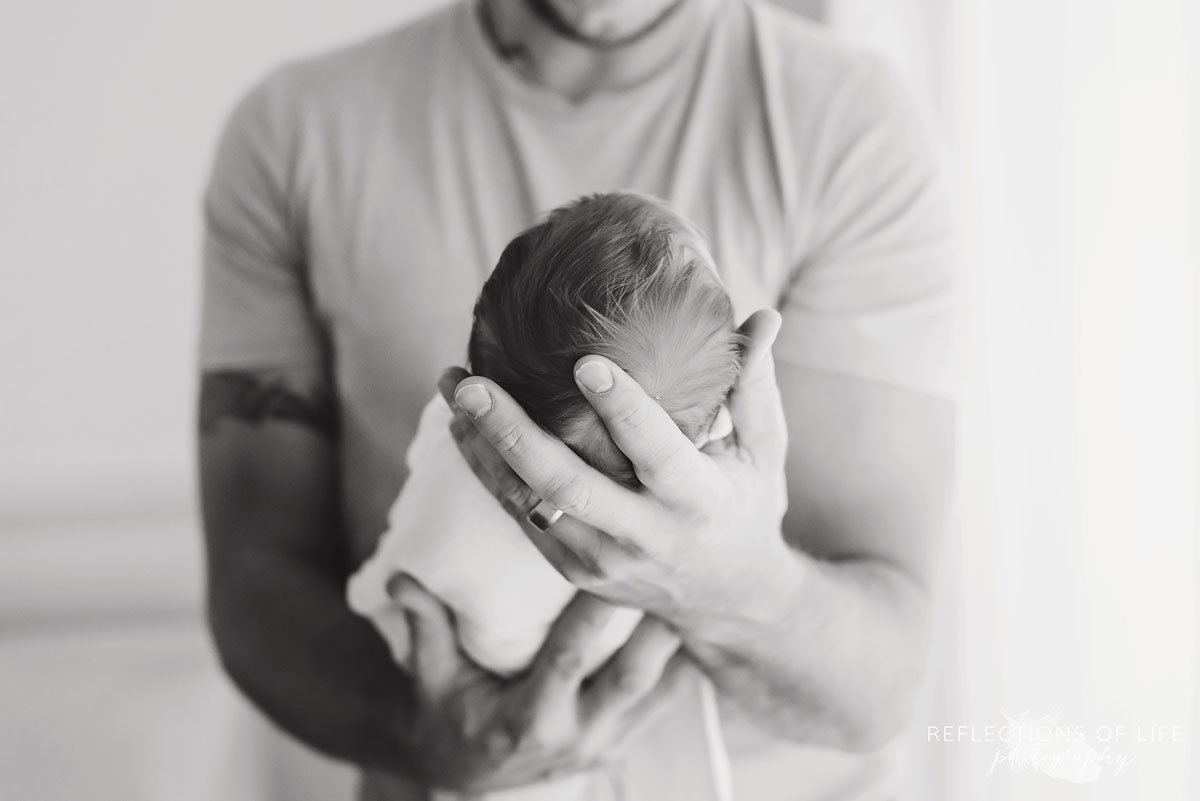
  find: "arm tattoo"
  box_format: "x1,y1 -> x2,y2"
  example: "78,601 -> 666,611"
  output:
200,370 -> 338,439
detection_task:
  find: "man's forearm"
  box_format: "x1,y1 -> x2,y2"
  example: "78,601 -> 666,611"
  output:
207,546 -> 419,775
681,552 -> 930,752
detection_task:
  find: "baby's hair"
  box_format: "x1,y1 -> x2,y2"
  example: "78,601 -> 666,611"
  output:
468,192 -> 743,486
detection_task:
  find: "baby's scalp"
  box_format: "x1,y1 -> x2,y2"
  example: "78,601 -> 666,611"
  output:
468,192 -> 744,486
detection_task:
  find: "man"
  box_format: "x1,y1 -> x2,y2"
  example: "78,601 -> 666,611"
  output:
198,0 -> 957,798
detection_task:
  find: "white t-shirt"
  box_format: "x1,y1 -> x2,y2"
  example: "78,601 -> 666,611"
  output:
199,0 -> 955,798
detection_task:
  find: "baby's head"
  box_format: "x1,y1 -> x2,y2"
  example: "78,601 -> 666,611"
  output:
468,192 -> 743,487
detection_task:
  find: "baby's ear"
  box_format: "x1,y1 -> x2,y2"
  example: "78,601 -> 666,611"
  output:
709,405 -> 734,441
687,405 -> 734,447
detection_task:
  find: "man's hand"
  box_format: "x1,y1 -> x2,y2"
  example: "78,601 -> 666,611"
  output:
441,307 -> 955,751
440,309 -> 795,639
388,575 -> 696,793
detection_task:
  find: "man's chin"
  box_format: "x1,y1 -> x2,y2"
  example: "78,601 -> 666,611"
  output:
524,0 -> 686,51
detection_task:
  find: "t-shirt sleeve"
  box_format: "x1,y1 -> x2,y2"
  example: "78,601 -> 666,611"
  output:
198,71 -> 324,371
775,56 -> 958,401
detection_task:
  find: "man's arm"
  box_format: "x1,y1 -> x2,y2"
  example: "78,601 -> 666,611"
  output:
198,366 -> 420,774
685,363 -> 955,752
199,366 -> 698,789
197,71 -> 429,771
684,54 -> 957,749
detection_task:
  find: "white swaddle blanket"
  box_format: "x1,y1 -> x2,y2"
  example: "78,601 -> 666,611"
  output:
348,395 -> 732,801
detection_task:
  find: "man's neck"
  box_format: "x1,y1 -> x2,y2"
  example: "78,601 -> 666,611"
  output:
478,0 -> 709,103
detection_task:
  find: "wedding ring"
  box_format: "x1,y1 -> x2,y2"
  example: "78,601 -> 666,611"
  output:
527,498 -> 564,532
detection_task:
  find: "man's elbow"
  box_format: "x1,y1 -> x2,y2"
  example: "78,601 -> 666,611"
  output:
204,560 -> 281,709
834,560 -> 934,752
834,689 -> 918,753
206,588 -> 256,693
832,644 -> 926,753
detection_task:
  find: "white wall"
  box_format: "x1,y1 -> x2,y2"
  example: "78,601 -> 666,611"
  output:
827,2 -> 1199,799
0,0 -> 450,517
0,3 -> 448,799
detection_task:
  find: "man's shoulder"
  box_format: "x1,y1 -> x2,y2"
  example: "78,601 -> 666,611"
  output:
238,2 -> 463,123
740,0 -> 893,111
736,0 -> 921,158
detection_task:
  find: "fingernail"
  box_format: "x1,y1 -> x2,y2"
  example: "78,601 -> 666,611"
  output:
455,384 -> 493,418
575,361 -> 613,394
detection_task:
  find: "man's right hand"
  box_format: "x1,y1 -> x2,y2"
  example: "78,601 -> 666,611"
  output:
388,574 -> 695,793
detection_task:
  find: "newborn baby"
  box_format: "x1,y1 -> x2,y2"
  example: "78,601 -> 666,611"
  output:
348,192 -> 740,800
